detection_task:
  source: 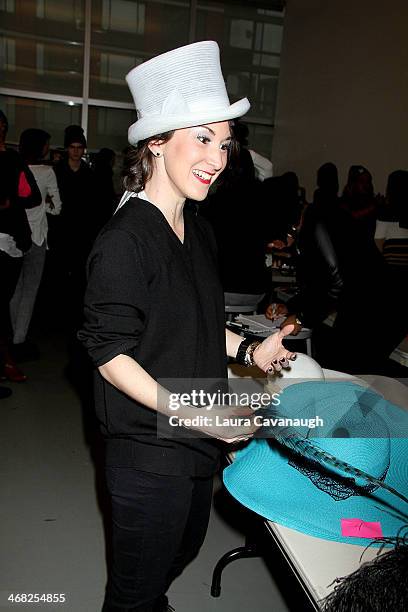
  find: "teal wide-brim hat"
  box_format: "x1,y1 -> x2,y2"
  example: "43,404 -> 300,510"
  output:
223,381 -> 408,547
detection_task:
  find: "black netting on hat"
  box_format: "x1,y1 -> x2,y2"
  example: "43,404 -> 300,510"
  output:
288,453 -> 389,501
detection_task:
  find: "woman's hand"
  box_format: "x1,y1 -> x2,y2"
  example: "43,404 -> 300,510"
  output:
280,314 -> 302,336
267,239 -> 287,250
252,324 -> 297,373
265,302 -> 288,321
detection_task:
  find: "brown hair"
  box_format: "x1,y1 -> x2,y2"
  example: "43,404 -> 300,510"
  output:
122,131 -> 175,193
122,122 -> 239,193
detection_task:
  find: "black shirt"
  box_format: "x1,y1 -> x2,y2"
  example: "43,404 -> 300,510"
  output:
78,195 -> 227,476
54,159 -> 98,262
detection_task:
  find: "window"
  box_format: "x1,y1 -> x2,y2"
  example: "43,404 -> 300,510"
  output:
101,0 -> 145,35
0,94 -> 81,145
250,72 -> 279,118
88,105 -> 136,151
247,123 -> 274,158
196,0 -> 284,129
0,36 -> 16,71
1,36 -> 84,95
253,53 -> 280,69
36,43 -> 45,76
88,105 -> 138,191
36,0 -> 83,24
0,0 -> 284,160
100,53 -> 141,86
90,0 -> 190,101
0,0 -> 15,12
258,22 -> 283,54
230,19 -> 254,50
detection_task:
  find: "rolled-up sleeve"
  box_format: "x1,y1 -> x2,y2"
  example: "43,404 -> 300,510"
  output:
77,228 -> 149,367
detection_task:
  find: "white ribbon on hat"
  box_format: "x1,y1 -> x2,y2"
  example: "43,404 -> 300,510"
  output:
160,89 -> 191,115
136,89 -> 190,121
161,88 -> 190,116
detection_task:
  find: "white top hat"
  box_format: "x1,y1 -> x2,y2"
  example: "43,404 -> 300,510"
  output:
126,41 -> 250,145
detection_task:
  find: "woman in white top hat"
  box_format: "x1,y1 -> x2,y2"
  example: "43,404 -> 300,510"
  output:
79,41 -> 295,612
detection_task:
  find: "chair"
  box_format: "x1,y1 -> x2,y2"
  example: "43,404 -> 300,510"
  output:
224,292 -> 265,321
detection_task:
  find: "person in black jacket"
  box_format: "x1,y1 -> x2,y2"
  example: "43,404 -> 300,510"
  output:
266,188 -> 395,374
54,125 -> 96,324
266,202 -> 344,335
313,162 -> 339,208
200,143 -> 270,296
78,42 -> 296,612
92,147 -> 117,227
0,110 -> 42,388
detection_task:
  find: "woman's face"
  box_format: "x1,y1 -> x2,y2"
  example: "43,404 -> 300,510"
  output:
157,121 -> 231,201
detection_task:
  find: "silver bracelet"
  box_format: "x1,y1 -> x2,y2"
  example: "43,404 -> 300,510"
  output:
244,341 -> 261,367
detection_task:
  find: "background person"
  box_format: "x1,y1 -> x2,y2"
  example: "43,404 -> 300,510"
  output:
313,162 -> 339,208
92,147 -> 117,229
10,128 -> 62,360
265,201 -> 344,334
200,130 -> 270,298
373,170 -> 408,366
54,125 -> 96,324
0,110 -> 42,386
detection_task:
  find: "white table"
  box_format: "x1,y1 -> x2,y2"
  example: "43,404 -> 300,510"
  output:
265,521 -> 380,608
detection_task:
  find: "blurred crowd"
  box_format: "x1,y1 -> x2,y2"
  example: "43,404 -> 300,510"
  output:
200,122 -> 408,376
0,112 -> 118,398
1,112 -> 407,401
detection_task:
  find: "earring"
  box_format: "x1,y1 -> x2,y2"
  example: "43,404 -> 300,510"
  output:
155,152 -> 161,157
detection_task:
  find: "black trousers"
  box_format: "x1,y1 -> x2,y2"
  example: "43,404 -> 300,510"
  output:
102,468 -> 214,612
0,250 -> 22,364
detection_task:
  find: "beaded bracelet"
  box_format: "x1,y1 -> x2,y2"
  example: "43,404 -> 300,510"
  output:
236,339 -> 261,367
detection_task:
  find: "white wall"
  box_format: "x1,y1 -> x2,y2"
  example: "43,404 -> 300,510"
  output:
271,0 -> 408,199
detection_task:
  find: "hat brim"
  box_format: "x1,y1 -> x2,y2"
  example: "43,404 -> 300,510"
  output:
224,383 -> 408,547
128,97 -> 250,145
224,438 -> 408,547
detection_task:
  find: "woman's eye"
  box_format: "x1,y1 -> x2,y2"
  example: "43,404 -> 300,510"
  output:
197,135 -> 211,144
221,143 -> 231,151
